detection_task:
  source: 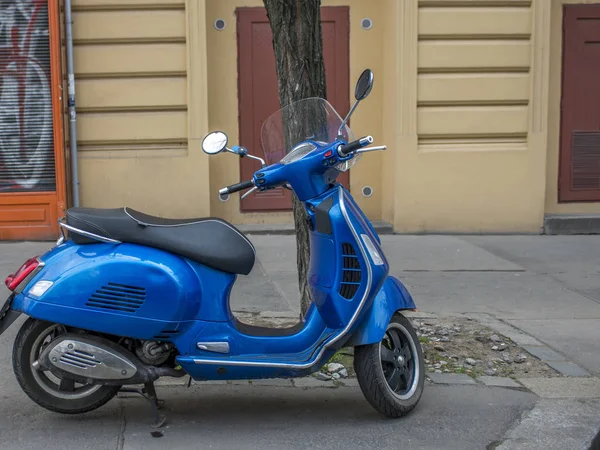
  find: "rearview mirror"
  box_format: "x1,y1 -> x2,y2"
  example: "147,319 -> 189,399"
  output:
355,69 -> 374,101
202,131 -> 228,155
338,69 -> 374,137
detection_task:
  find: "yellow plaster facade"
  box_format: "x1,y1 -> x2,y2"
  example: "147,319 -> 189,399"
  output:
68,0 -> 600,232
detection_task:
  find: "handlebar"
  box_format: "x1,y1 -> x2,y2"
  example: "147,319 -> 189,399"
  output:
219,180 -> 254,196
219,135 -> 381,198
337,135 -> 373,157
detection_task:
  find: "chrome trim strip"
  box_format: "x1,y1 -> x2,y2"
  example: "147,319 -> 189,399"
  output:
58,218 -> 121,244
57,219 -> 66,245
361,234 -> 384,266
196,342 -> 230,354
191,186 -> 373,369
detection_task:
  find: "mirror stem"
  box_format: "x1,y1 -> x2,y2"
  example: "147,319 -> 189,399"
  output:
338,99 -> 359,137
226,147 -> 266,167
245,153 -> 266,167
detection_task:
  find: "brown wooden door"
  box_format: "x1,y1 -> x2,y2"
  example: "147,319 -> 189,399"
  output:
0,0 -> 66,240
559,5 -> 600,202
237,7 -> 349,212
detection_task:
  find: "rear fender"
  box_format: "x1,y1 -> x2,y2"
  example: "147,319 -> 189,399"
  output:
9,240 -> 213,340
345,276 -> 416,346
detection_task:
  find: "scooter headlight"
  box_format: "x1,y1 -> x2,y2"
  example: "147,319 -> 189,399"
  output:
28,280 -> 54,298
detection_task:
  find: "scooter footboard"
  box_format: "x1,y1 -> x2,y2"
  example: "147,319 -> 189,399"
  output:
345,276 -> 416,346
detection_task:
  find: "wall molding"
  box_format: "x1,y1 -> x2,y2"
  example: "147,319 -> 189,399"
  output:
528,0 -> 551,134
419,0 -> 532,6
72,3 -> 184,12
398,0 -> 418,137
185,0 -> 211,214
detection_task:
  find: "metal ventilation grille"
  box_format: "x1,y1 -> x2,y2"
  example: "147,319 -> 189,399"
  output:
571,132 -> 600,190
0,2 -> 56,193
86,283 -> 146,313
154,329 -> 181,340
339,243 -> 361,300
60,350 -> 97,369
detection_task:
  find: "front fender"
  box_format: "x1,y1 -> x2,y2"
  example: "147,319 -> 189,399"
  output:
346,276 -> 416,346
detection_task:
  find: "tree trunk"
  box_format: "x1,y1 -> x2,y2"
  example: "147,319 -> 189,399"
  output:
263,0 -> 326,317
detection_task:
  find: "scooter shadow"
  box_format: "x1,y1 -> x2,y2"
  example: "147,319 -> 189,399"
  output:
119,383 -> 387,427
113,383 -> 537,449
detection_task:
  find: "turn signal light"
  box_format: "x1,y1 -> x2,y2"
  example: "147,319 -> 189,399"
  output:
5,257 -> 41,292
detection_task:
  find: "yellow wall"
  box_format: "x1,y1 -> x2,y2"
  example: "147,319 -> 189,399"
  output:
71,0 -> 596,232
382,0 -> 549,233
205,0 -> 385,225
544,0 -> 600,215
72,0 -> 211,217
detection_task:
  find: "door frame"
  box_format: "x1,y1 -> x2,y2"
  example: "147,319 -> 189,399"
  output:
50,0 -> 67,215
558,4 -> 600,203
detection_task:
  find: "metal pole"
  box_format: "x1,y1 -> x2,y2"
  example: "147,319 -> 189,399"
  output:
64,0 -> 80,206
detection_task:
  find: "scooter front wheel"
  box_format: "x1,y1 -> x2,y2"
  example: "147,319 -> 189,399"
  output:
354,313 -> 425,417
12,318 -> 120,414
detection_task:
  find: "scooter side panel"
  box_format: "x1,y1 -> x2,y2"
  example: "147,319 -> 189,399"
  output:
305,188 -> 388,330
179,305 -> 330,357
11,241 -> 210,340
344,276 -> 416,346
180,259 -> 236,322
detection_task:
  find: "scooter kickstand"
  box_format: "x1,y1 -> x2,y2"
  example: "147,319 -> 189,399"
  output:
118,383 -> 167,428
144,381 -> 167,428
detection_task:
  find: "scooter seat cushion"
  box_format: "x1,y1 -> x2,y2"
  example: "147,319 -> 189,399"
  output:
65,207 -> 256,275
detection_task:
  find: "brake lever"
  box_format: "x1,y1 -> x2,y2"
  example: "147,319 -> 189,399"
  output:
355,145 -> 387,154
241,186 -> 258,200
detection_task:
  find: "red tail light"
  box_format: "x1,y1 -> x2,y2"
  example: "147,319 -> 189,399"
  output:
5,257 -> 41,292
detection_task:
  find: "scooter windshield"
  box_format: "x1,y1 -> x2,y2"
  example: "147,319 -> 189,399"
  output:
260,98 -> 355,165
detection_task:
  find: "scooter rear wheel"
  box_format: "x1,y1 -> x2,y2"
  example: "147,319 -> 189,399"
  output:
354,313 -> 424,417
12,318 -> 120,414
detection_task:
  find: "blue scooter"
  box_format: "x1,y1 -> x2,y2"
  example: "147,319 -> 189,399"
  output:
1,69 -> 424,426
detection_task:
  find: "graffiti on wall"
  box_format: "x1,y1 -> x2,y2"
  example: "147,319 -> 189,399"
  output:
0,0 -> 54,192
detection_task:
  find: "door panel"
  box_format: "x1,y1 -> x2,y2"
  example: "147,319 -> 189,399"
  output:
0,0 -> 65,239
559,5 -> 600,202
237,7 -> 349,212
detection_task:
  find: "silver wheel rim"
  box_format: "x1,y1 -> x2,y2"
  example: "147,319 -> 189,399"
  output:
378,322 -> 420,401
29,324 -> 102,400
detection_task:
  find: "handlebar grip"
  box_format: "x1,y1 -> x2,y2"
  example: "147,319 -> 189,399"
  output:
337,135 -> 373,156
220,180 -> 254,195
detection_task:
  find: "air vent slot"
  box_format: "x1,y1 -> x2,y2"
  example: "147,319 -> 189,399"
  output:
60,350 -> 98,369
153,329 -> 181,340
339,243 -> 361,300
86,283 -> 146,313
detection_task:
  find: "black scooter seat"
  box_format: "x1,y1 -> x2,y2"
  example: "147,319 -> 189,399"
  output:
66,207 -> 256,275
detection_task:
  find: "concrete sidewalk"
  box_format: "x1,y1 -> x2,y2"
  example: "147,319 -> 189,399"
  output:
1,235 -> 600,449
234,235 -> 600,375
0,379 -> 540,450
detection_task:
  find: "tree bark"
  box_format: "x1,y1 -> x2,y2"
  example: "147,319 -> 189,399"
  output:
263,0 -> 326,317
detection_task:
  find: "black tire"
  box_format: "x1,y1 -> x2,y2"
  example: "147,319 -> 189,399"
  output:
354,312 -> 425,417
12,318 -> 120,414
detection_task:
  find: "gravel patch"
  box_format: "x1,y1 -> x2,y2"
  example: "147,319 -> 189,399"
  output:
411,317 -> 559,379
